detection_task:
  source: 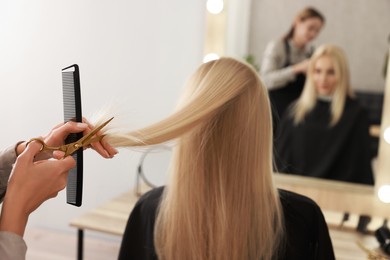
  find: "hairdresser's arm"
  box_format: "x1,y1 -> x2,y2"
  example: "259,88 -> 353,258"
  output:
0,144 -> 25,259
0,122 -> 91,232
260,40 -> 297,90
0,141 -> 75,236
0,141 -> 75,260
0,145 -> 20,202
0,231 -> 26,260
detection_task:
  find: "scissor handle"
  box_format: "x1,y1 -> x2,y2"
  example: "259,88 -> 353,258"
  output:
26,138 -> 66,152
26,117 -> 113,157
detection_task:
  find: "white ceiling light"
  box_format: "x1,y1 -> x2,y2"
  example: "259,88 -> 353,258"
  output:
207,0 -> 224,14
203,53 -> 220,63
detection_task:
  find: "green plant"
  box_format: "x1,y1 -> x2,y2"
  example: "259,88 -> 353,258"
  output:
244,54 -> 260,72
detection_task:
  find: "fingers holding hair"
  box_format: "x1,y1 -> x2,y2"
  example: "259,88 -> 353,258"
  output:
83,118 -> 118,158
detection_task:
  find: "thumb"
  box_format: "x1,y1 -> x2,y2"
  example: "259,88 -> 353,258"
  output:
53,150 -> 65,160
59,155 -> 77,170
21,140 -> 44,161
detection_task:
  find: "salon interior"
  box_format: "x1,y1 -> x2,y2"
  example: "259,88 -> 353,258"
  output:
1,0 -> 390,259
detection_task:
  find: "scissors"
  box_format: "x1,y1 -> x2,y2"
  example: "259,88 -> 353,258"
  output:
27,117 -> 114,158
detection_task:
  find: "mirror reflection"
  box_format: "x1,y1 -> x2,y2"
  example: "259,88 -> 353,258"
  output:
274,44 -> 375,187
247,1 -> 389,186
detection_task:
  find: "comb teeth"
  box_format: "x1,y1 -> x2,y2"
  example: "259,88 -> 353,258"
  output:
62,72 -> 76,121
66,153 -> 79,202
62,65 -> 83,207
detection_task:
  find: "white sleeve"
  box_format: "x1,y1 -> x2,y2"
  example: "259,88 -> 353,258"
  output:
260,40 -> 296,90
0,231 -> 27,260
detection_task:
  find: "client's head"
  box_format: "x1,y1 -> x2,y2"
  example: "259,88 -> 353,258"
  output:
105,57 -> 273,154
102,57 -> 283,260
293,44 -> 354,125
308,44 -> 353,98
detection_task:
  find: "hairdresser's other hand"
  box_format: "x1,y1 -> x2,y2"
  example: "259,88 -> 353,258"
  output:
82,118 -> 118,159
46,118 -> 117,158
16,119 -> 117,159
0,141 -> 75,236
293,59 -> 310,74
16,121 -> 89,159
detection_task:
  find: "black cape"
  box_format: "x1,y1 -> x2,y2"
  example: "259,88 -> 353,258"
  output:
275,98 -> 374,185
118,187 -> 335,260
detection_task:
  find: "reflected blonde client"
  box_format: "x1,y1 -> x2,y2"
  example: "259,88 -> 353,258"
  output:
275,44 -> 374,233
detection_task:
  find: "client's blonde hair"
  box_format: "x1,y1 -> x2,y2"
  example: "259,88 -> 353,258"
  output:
292,44 -> 354,126
103,57 -> 284,260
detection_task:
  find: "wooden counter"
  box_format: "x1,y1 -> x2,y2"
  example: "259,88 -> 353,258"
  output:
70,184 -> 389,260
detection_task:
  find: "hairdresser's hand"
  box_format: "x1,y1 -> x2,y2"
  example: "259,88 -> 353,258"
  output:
46,118 -> 117,159
16,119 -> 117,159
293,59 -> 310,74
83,118 -> 118,159
16,121 -> 89,160
0,141 -> 75,236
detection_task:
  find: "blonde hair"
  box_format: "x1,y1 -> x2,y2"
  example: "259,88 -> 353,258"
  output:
103,57 -> 284,259
292,44 -> 354,126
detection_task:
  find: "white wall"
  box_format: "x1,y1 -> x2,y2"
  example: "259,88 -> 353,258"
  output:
0,0 -> 205,238
248,0 -> 390,92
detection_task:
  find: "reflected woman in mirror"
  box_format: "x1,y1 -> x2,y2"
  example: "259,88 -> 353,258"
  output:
275,45 -> 374,232
260,7 -> 325,131
96,57 -> 335,259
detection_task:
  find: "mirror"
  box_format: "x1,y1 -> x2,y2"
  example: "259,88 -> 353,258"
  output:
205,0 -> 390,218
248,1 -> 388,92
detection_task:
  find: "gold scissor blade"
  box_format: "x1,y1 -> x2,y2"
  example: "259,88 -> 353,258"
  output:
63,117 -> 114,156
75,117 -> 114,145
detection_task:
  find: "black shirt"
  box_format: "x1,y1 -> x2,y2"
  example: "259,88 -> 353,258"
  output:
118,187 -> 335,260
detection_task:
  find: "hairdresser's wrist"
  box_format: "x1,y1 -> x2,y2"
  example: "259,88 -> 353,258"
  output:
0,194 -> 28,237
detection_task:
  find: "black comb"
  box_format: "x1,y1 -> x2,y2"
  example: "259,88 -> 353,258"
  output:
62,64 -> 83,207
